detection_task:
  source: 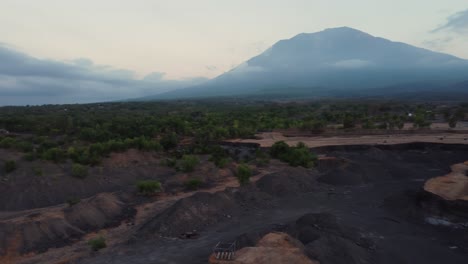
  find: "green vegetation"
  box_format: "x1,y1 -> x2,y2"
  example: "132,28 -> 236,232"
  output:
185,178 -> 203,190
33,167 -> 43,176
4,160 -> 16,173
270,141 -> 317,168
179,155 -> 200,172
71,163 -> 88,179
255,149 -> 270,166
136,180 -> 162,195
88,236 -> 106,251
0,101 -> 465,178
236,163 -> 252,185
67,197 -> 81,206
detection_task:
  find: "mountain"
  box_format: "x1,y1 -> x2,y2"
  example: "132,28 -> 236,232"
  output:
154,27 -> 468,100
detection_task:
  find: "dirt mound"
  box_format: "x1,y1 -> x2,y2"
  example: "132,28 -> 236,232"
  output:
139,167 -> 319,238
424,162 -> 468,201
209,232 -> 317,264
0,149 -> 173,211
288,213 -> 372,264
255,167 -> 318,196
0,193 -> 134,259
65,193 -> 133,231
317,158 -> 368,186
138,191 -> 239,237
256,232 -> 305,249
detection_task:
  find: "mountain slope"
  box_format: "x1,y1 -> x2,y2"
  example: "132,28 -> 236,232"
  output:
155,27 -> 468,99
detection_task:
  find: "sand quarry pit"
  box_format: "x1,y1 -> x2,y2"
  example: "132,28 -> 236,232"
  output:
2,143 -> 468,264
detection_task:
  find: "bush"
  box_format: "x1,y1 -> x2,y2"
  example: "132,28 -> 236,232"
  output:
23,152 -> 36,161
269,141 -> 316,168
213,157 -> 229,168
160,133 -> 178,151
270,141 -> 290,159
255,149 -> 270,167
136,180 -> 161,195
161,158 -> 177,168
179,155 -> 200,172
4,160 -> 16,173
42,147 -> 66,163
33,167 -> 43,176
185,178 -> 203,190
236,163 -> 252,185
71,163 -> 88,179
67,197 -> 81,206
88,236 -> 106,251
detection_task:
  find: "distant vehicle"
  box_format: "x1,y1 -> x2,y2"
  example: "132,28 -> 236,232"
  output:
0,129 -> 10,135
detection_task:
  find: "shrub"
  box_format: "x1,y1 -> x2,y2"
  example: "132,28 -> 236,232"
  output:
23,152 -> 36,161
160,133 -> 178,151
185,178 -> 203,190
179,155 -> 200,172
270,141 -> 290,159
287,147 -> 316,168
88,236 -> 106,251
236,163 -> 252,185
213,157 -> 229,168
71,163 -> 88,179
136,180 -> 161,195
4,160 -> 16,173
270,141 -> 316,168
67,197 -> 81,206
161,158 -> 177,168
33,167 -> 43,176
42,147 -> 66,163
255,149 -> 270,166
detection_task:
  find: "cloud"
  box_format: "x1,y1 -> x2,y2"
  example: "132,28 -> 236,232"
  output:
0,44 -> 208,105
432,9 -> 468,33
422,37 -> 454,51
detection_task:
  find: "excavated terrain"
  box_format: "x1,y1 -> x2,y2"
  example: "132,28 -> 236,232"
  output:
1,143 -> 467,264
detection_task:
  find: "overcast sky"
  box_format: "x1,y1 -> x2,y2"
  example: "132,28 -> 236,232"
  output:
0,0 -> 467,105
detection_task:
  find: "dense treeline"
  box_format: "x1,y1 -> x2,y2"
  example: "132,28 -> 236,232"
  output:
0,100 -> 466,167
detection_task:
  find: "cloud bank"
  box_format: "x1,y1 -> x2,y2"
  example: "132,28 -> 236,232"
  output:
432,9 -> 468,33
0,44 -> 207,105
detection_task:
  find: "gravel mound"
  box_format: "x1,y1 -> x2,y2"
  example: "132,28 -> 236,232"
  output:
255,167 -> 318,196
139,191 -> 239,237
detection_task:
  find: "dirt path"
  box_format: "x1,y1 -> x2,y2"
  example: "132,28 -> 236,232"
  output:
228,132 -> 468,147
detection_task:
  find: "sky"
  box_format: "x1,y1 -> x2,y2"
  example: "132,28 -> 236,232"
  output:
0,0 -> 467,105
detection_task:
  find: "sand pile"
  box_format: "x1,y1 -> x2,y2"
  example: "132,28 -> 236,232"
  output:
424,161 -> 468,201
209,232 -> 317,264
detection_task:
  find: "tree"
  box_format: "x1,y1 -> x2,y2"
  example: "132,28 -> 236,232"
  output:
160,132 -> 178,151
179,155 -> 200,172
88,237 -> 106,251
71,163 -> 88,179
236,164 -> 252,185
4,160 -> 16,173
270,141 -> 290,159
449,117 -> 458,128
136,180 -> 161,195
343,115 -> 355,129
